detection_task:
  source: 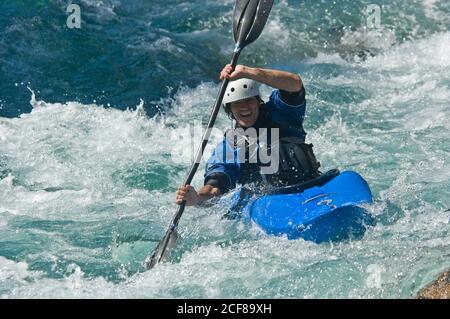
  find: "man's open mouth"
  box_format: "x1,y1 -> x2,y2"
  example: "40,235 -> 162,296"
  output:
239,112 -> 252,118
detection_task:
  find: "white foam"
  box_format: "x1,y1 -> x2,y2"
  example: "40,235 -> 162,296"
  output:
422,0 -> 450,23
364,32 -> 450,70
0,122 -> 9,141
79,0 -> 119,21
0,257 -> 44,298
2,26 -> 450,298
0,174 -> 15,191
340,27 -> 397,53
5,237 -> 333,298
304,52 -> 349,66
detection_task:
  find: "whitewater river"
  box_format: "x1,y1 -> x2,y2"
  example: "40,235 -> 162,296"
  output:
0,0 -> 449,298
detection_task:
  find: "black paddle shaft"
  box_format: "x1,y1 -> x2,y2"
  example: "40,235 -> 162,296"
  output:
172,51 -> 240,228
145,52 -> 240,269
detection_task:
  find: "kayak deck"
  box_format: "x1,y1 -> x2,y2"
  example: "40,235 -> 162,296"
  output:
238,171 -> 375,242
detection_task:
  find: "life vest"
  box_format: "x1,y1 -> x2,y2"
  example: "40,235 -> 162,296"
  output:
225,107 -> 321,188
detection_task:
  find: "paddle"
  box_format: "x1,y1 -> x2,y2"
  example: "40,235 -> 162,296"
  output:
145,0 -> 274,270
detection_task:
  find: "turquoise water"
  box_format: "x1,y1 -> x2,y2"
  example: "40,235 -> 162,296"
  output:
1,0 -> 449,298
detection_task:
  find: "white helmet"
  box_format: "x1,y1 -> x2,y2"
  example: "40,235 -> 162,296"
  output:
222,78 -> 260,105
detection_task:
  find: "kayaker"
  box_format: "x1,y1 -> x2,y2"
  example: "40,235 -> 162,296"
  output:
176,64 -> 321,206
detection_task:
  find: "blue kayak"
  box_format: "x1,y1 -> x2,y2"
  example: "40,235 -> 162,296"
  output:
228,170 -> 375,243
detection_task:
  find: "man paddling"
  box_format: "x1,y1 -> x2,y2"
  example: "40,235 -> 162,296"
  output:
176,64 -> 321,206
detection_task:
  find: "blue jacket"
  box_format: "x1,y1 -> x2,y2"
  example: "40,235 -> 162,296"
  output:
204,87 -> 307,193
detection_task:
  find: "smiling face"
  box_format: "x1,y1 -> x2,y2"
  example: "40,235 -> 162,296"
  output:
230,97 -> 260,128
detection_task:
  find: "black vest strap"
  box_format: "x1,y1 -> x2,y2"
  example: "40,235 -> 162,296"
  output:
226,106 -> 320,188
261,137 -> 321,187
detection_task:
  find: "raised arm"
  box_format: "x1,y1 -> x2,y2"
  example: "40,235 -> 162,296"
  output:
220,64 -> 303,93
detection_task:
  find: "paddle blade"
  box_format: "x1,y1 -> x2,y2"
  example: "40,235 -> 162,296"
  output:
233,0 -> 250,42
145,228 -> 179,269
233,0 -> 274,49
